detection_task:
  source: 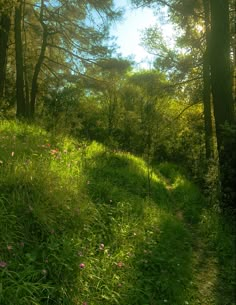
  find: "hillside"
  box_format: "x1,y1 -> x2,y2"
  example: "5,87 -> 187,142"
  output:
0,120 -> 235,305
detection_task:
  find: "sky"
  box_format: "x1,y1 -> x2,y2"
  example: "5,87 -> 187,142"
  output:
110,0 -> 156,67
110,0 -> 174,68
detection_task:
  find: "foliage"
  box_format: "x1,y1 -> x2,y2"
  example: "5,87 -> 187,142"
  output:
0,120 -> 235,305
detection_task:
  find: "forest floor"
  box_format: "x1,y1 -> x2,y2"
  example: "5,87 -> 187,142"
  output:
0,120 -> 235,305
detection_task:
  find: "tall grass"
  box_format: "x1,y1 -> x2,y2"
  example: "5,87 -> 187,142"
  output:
0,120 -> 235,305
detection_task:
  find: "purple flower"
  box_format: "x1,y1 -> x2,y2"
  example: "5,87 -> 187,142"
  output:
79,263 -> 85,269
0,261 -> 7,268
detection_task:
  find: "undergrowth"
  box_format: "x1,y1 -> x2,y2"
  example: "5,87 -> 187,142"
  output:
0,120 -> 235,305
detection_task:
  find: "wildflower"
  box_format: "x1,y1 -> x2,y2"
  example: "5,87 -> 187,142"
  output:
0,160 -> 3,164
11,151 -> 14,157
117,261 -> 123,268
7,245 -> 12,251
99,243 -> 105,251
109,199 -> 112,202
79,263 -> 85,269
0,261 -> 7,268
82,302 -> 88,305
42,269 -> 47,275
50,149 -> 58,155
77,251 -> 83,257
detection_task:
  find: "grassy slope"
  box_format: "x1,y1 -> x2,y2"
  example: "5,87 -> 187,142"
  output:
0,120 -> 235,305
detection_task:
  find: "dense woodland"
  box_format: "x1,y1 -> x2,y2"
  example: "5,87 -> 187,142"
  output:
0,0 -> 236,304
0,0 -> 235,211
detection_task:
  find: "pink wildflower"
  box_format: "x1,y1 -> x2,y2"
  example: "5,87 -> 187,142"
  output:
50,149 -> 59,155
79,263 -> 85,269
117,261 -> 123,268
0,261 -> 7,268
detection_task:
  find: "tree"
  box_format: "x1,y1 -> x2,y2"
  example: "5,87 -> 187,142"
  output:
14,0 -> 26,117
0,11 -> 11,98
84,58 -> 132,137
2,0 -> 120,118
209,0 -> 235,210
132,0 -> 235,210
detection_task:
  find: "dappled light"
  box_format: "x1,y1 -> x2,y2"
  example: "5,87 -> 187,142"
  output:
0,121 -> 235,304
0,0 -> 235,304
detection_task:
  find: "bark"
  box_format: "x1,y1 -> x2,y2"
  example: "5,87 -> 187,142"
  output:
202,0 -> 213,160
0,13 -> 11,97
30,0 -> 48,117
210,0 -> 236,211
14,0 -> 26,117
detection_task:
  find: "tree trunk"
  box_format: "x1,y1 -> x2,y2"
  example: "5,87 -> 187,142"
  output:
203,51 -> 213,159
30,0 -> 47,118
0,13 -> 11,98
30,30 -> 47,117
210,0 -> 236,211
202,0 -> 213,160
14,0 -> 26,118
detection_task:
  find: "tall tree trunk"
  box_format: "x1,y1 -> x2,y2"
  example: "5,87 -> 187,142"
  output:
30,0 -> 47,118
202,0 -> 213,160
30,30 -> 47,117
0,13 -> 11,98
22,0 -> 30,116
232,0 -> 236,104
210,0 -> 236,211
14,0 -> 26,118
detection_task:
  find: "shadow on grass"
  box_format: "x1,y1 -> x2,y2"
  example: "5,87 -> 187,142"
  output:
84,151 -> 169,204
0,123 -> 235,305
83,152 -> 235,305
81,151 -> 204,304
0,152 -> 85,303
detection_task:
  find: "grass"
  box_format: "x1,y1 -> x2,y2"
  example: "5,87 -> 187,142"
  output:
0,120 -> 235,305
